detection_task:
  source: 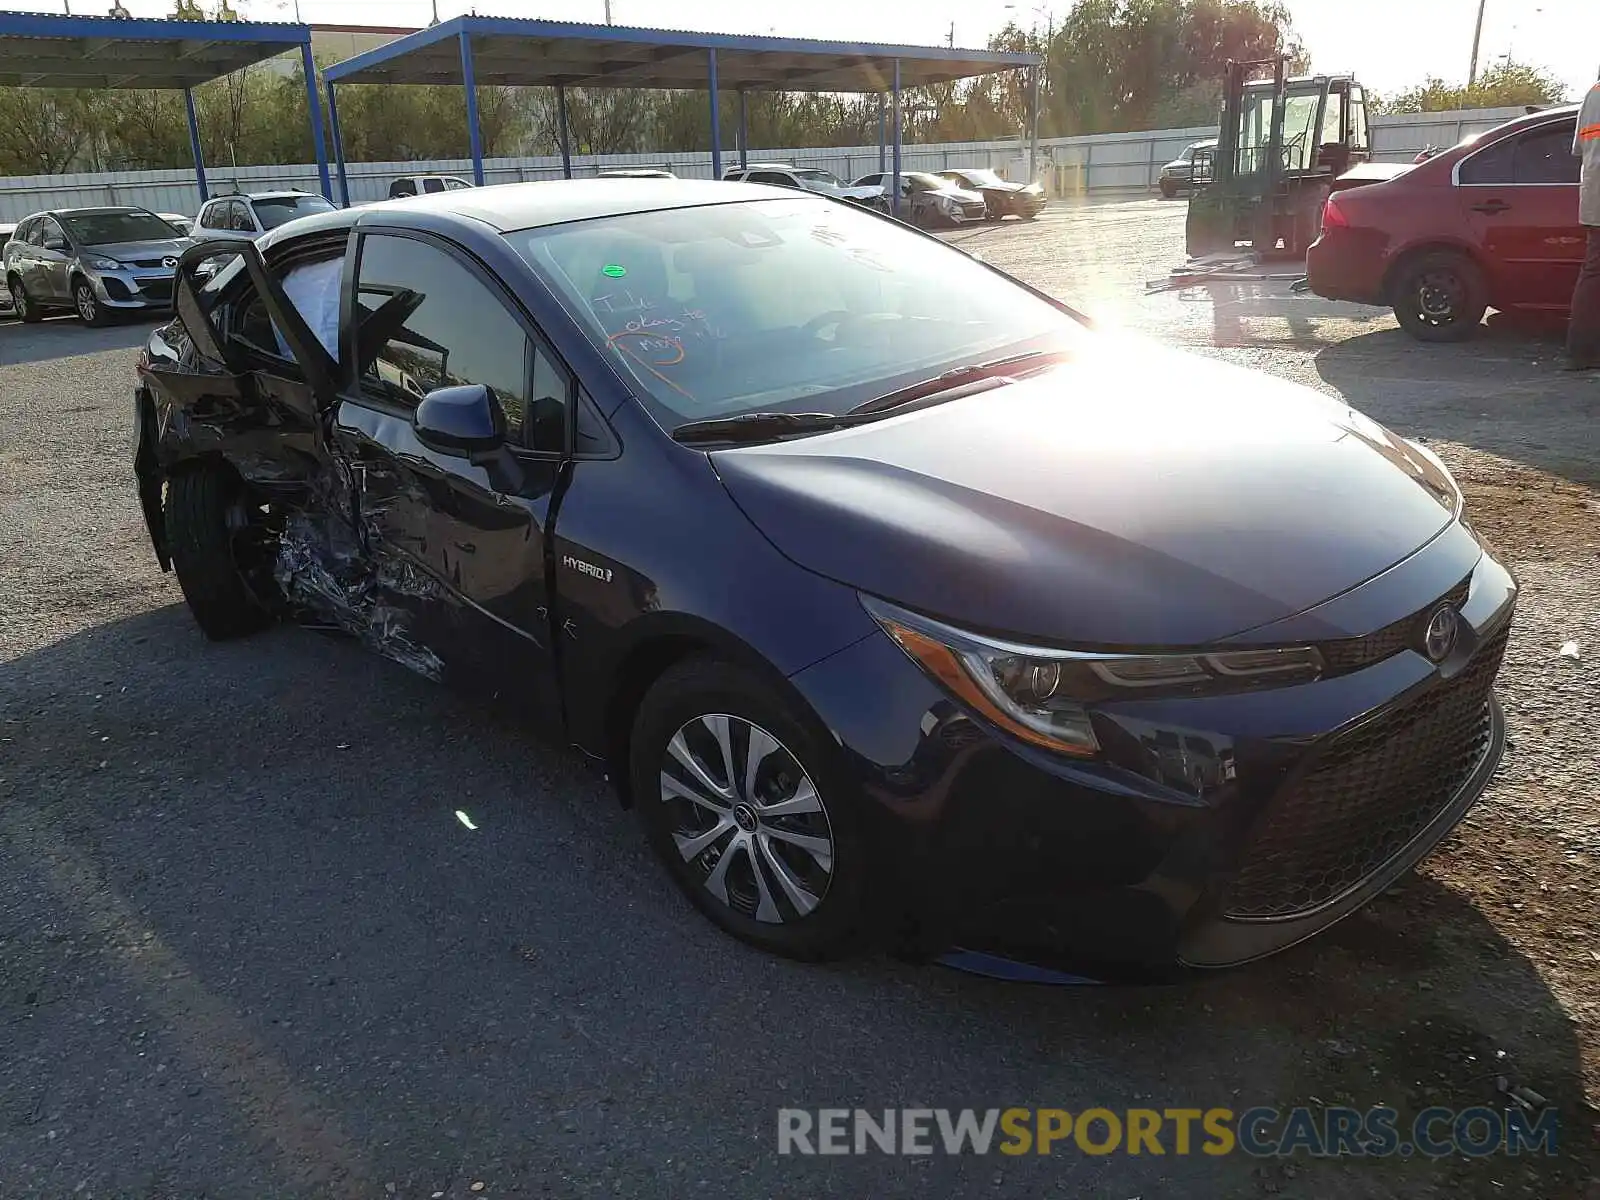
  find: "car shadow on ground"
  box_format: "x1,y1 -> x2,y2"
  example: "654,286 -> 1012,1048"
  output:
1,606 -> 1594,1197
0,313 -> 164,367
1314,320 -> 1600,489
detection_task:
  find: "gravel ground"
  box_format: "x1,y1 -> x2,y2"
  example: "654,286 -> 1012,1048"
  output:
1,198 -> 1596,1199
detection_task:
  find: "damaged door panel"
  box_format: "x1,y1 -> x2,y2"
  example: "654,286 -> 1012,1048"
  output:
328,230 -> 568,720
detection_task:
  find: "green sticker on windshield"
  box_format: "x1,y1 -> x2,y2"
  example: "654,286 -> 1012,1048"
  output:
602,264 -> 627,278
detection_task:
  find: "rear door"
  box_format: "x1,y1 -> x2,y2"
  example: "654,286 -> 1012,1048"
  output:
332,228 -> 568,721
1460,117 -> 1584,309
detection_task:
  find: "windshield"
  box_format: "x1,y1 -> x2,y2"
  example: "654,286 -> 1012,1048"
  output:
793,168 -> 843,186
254,194 -> 336,230
954,168 -> 1003,187
59,210 -> 180,245
511,197 -> 1084,429
905,172 -> 947,191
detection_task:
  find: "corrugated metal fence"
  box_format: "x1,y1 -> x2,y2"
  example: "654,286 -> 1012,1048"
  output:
0,106 -> 1530,222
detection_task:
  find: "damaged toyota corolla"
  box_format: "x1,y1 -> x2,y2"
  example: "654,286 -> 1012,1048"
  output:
133,179 -> 1515,973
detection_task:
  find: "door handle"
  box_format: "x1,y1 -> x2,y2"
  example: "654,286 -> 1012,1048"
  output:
1471,200 -> 1511,215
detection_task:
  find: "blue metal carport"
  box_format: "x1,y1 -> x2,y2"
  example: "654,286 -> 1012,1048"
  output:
0,11 -> 331,204
321,16 -> 1040,218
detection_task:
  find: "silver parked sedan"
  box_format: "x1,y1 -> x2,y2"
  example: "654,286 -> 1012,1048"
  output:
3,207 -> 192,326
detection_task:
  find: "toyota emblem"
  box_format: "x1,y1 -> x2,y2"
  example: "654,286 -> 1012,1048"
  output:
161,256 -> 178,268
1423,604 -> 1460,663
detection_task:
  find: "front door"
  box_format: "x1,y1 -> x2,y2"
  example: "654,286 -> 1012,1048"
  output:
1460,118 -> 1585,310
36,217 -> 72,303
332,229 -> 568,722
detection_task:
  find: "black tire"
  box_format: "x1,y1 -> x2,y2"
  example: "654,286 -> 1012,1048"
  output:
163,464 -> 277,641
9,276 -> 41,323
630,658 -> 870,960
1159,177 -> 1178,199
73,278 -> 110,328
1390,251 -> 1488,343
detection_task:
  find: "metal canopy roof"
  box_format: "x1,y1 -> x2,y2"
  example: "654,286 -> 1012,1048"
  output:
0,11 -> 311,90
322,15 -> 1039,93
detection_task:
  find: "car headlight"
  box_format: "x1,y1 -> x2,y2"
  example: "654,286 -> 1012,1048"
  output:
862,596 -> 1323,758
1023,183 -> 1043,194
81,255 -> 121,271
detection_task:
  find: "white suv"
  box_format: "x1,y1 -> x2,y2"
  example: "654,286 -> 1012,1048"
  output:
194,191 -> 335,240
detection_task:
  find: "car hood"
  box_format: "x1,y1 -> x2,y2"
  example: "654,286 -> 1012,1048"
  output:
971,180 -> 1032,193
823,183 -> 888,201
83,237 -> 192,261
933,186 -> 985,204
711,345 -> 1459,647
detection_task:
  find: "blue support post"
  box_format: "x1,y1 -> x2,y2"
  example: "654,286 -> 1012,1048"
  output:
707,48 -> 721,180
1028,65 -> 1040,184
737,89 -> 748,169
557,84 -> 572,179
877,93 -> 886,171
184,86 -> 208,203
326,80 -> 349,207
460,30 -> 485,186
891,59 -> 902,218
301,41 -> 332,201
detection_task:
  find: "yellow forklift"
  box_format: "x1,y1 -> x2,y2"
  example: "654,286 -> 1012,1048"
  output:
1184,57 -> 1372,260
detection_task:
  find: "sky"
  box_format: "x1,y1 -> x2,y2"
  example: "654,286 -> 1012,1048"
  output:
18,0 -> 1600,103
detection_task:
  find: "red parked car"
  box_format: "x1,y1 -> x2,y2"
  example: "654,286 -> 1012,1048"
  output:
1308,104 -> 1584,341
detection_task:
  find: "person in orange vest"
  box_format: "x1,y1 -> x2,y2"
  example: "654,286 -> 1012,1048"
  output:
1568,72 -> 1600,370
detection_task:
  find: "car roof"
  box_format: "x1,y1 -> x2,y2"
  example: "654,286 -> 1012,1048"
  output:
1477,102 -> 1582,141
361,178 -> 776,233
42,206 -> 152,217
219,191 -> 320,202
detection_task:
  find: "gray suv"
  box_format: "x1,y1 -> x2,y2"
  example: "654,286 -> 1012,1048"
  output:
4,207 -> 192,326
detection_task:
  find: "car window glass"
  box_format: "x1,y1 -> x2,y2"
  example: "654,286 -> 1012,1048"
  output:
231,202 -> 256,233
444,178 -> 471,190
354,233 -> 533,436
525,342 -> 571,454
19,218 -> 39,245
1512,122 -> 1580,185
748,171 -> 790,186
254,195 -> 336,230
1458,136 -> 1516,185
513,196 -> 1085,428
198,204 -> 219,230
1350,88 -> 1369,149
40,218 -> 66,249
1320,92 -> 1345,146
422,178 -> 446,194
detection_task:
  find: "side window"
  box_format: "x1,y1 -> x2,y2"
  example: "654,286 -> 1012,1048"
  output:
444,178 -> 471,191
748,171 -> 789,186
1512,122 -> 1580,185
422,178 -> 447,194
40,218 -> 66,249
196,204 -> 217,230
1459,137 -> 1516,185
353,233 -> 544,444
231,202 -> 257,233
16,218 -> 37,245
1349,87 -> 1370,151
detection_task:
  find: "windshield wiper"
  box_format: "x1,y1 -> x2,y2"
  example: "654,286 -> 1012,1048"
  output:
848,349 -> 1069,416
671,410 -> 868,445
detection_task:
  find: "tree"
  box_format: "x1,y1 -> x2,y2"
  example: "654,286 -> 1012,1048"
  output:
0,89 -> 103,174
1374,61 -> 1567,115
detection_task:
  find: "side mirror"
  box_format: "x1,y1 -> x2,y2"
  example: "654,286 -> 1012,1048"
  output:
44,235 -> 67,252
413,384 -> 506,456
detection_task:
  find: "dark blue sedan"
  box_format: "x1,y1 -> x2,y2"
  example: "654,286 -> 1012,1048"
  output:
133,180 -> 1515,972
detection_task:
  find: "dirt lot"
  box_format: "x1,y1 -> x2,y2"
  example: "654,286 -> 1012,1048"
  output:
1,198 -> 1596,1198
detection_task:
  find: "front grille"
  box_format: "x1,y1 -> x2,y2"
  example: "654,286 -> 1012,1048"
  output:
130,257 -> 168,268
1319,578 -> 1471,675
135,278 -> 173,302
960,202 -> 986,216
1223,622 -> 1508,919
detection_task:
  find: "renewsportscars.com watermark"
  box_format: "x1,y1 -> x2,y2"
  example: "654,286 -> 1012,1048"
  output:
777,1106 -> 1558,1158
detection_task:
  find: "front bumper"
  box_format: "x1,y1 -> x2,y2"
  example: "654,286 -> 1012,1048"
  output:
789,529 -> 1515,973
90,267 -> 176,310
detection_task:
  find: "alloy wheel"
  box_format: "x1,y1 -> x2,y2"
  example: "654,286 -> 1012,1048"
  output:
75,284 -> 97,324
658,713 -> 835,924
9,280 -> 27,318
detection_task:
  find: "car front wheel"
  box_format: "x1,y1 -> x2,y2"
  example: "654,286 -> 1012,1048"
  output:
164,463 -> 279,640
73,279 -> 110,327
1160,177 -> 1178,198
1391,251 -> 1488,343
630,658 -> 869,960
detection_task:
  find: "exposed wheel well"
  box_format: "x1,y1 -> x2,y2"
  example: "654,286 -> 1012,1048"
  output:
1382,242 -> 1490,305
